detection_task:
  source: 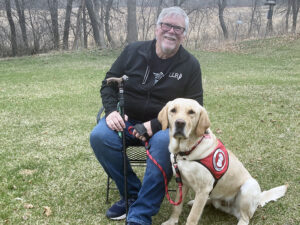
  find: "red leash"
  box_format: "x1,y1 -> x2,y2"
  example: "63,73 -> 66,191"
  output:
128,126 -> 183,206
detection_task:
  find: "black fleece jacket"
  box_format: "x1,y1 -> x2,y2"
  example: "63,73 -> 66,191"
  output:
100,39 -> 203,134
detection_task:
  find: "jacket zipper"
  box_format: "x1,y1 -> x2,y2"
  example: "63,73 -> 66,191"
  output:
142,65 -> 150,85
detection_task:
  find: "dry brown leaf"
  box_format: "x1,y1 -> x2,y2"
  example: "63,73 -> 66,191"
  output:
24,203 -> 34,209
19,169 -> 36,176
43,206 -> 52,217
216,128 -> 222,134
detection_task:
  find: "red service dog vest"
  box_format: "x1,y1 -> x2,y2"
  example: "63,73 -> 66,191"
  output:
196,139 -> 229,185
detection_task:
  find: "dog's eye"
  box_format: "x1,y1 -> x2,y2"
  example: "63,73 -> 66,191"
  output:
188,110 -> 195,115
170,108 -> 176,113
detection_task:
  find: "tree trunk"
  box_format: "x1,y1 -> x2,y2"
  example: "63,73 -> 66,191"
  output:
15,0 -> 29,49
217,0 -> 228,39
4,0 -> 18,56
105,0 -> 116,48
72,0 -> 84,50
248,0 -> 258,36
93,0 -> 106,48
156,0 -> 163,19
83,1 -> 88,48
286,0 -> 292,32
291,0 -> 300,33
86,0 -> 101,47
28,2 -> 40,53
63,0 -> 73,50
127,0 -> 138,43
173,0 -> 186,6
48,0 -> 59,49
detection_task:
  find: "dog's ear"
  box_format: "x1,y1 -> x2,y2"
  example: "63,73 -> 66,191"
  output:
158,104 -> 169,130
196,108 -> 210,136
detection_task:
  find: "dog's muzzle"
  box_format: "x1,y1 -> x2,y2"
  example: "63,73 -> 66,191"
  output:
173,119 -> 186,138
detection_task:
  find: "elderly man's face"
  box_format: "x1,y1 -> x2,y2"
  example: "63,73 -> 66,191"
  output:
155,15 -> 186,59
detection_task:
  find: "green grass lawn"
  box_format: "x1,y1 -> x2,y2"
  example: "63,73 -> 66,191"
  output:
0,37 -> 299,225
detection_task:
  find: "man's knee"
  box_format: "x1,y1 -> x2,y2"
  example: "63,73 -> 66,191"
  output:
90,120 -> 111,149
90,127 -> 102,149
150,129 -> 169,147
90,120 -> 122,154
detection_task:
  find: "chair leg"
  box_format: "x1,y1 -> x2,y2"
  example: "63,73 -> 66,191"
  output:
106,175 -> 110,203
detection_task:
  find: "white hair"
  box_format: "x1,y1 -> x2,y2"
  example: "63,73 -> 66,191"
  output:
156,6 -> 189,35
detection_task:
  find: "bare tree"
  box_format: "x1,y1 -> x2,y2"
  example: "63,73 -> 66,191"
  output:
105,0 -> 116,48
187,8 -> 206,48
248,0 -> 259,36
286,0 -> 292,32
1,0 -> 299,57
83,1 -> 88,48
173,0 -> 186,6
48,0 -> 59,49
156,0 -> 163,19
291,0 -> 300,33
15,0 -> 29,50
93,0 -> 106,48
28,0 -> 40,53
63,0 -> 73,50
127,0 -> 138,43
73,0 -> 84,50
139,0 -> 155,41
217,0 -> 228,39
86,0 -> 102,47
4,0 -> 17,56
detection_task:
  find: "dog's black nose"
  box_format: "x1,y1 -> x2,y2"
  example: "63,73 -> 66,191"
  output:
175,119 -> 186,129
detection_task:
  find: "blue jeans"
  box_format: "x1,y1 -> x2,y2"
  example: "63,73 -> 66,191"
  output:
90,117 -> 172,225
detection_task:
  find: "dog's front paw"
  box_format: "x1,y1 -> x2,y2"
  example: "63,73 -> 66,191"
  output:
161,218 -> 178,225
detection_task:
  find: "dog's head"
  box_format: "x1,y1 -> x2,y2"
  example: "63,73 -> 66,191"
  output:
158,98 -> 210,139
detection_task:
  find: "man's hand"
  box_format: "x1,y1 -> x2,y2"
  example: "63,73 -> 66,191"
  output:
106,111 -> 128,131
133,121 -> 153,142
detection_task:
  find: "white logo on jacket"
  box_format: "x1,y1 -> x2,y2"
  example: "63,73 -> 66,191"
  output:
169,72 -> 182,80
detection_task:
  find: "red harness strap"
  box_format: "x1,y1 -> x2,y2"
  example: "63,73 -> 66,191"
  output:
145,144 -> 183,206
196,139 -> 229,187
128,126 -> 183,206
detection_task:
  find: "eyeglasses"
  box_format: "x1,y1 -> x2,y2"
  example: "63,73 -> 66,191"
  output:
160,22 -> 185,35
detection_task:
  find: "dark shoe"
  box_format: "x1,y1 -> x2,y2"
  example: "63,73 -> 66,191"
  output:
106,198 -> 136,220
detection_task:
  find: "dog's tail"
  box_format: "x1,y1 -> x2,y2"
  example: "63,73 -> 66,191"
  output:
259,184 -> 288,207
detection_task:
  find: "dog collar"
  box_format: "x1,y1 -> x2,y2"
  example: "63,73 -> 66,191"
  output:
178,136 -> 205,156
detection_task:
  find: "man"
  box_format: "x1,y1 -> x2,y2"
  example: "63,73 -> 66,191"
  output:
90,6 -> 203,225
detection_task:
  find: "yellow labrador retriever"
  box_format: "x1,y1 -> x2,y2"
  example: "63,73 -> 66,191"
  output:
158,98 -> 287,225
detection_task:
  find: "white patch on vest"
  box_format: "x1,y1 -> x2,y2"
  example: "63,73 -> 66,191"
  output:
213,149 -> 226,172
